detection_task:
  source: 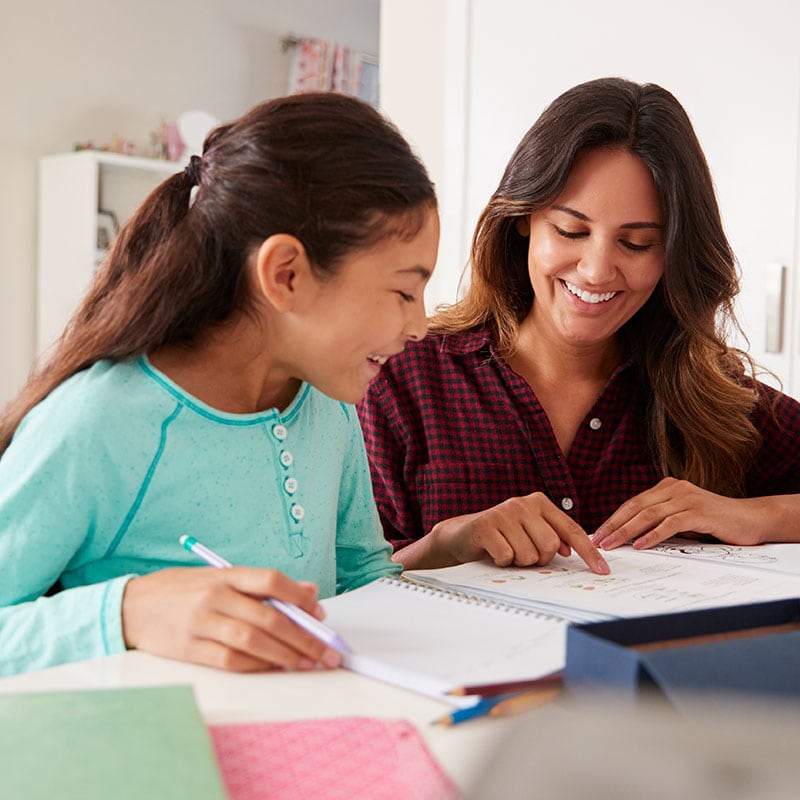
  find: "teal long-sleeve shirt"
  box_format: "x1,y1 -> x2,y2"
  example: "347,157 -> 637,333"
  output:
0,357 -> 399,675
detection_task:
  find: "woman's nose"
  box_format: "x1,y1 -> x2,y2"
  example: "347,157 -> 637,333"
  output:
576,238 -> 617,285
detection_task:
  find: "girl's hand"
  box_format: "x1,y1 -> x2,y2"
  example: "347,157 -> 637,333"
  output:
592,477 -> 766,550
121,567 -> 342,672
426,492 -> 610,575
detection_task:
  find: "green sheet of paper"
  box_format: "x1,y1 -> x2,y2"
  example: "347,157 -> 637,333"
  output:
0,684 -> 227,799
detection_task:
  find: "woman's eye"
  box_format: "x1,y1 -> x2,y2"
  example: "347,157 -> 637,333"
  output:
620,240 -> 656,252
397,291 -> 415,303
554,226 -> 587,240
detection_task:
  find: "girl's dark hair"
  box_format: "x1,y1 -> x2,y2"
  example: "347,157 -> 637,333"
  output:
1,93 -> 436,455
433,77 -> 759,496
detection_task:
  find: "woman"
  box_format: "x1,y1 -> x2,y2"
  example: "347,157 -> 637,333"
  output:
358,77 -> 800,573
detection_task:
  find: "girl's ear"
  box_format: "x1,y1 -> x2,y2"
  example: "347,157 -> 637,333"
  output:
515,215 -> 531,237
254,234 -> 312,311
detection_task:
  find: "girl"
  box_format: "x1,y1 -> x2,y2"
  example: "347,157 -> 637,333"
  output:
0,93 -> 438,675
358,77 -> 800,572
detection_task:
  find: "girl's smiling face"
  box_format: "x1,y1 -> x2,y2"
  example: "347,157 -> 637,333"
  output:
290,207 -> 439,404
519,147 -> 665,352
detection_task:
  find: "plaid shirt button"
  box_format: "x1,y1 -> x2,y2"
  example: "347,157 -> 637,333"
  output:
589,417 -> 602,430
561,497 -> 574,511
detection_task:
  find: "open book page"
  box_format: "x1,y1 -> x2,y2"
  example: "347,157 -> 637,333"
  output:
321,577 -> 567,699
647,538 -> 800,577
404,544 -> 800,624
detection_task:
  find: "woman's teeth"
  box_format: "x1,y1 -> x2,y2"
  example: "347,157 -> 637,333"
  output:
564,281 -> 618,304
368,355 -> 388,365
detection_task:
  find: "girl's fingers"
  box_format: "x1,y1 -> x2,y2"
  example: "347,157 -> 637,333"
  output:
222,567 -> 324,618
206,585 -> 341,668
193,609 -> 334,670
122,567 -> 340,672
180,633 -> 310,673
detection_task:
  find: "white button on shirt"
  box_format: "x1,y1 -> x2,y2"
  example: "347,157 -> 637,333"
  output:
283,477 -> 298,495
272,424 -> 288,441
561,497 -> 574,511
589,417 -> 602,431
279,450 -> 294,468
290,504 -> 305,521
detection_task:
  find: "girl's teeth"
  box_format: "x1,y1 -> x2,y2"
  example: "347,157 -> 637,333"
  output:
368,355 -> 388,365
564,281 -> 617,304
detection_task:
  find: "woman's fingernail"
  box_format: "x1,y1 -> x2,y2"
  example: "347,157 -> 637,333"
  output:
595,559 -> 610,575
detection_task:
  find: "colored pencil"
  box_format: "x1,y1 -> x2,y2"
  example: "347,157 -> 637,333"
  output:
434,685 -> 561,726
448,670 -> 564,697
488,687 -> 562,717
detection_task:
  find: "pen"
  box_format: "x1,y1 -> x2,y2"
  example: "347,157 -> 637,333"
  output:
179,534 -> 349,654
433,686 -> 561,726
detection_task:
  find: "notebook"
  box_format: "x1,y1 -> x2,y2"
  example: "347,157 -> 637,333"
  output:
0,684 -> 227,800
321,576 -> 567,702
210,717 -> 460,800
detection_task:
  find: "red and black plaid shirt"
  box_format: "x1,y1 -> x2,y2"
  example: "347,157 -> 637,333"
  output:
357,326 -> 800,550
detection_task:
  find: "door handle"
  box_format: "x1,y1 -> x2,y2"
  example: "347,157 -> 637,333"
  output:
765,263 -> 786,354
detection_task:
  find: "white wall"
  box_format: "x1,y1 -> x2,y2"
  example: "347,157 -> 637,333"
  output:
0,0 -> 379,407
379,0 -> 471,310
381,0 -> 800,396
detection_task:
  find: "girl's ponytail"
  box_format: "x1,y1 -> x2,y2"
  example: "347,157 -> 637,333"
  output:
0,93 -> 435,456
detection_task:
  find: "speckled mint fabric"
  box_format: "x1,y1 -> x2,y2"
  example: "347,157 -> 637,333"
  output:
0,357 -> 399,675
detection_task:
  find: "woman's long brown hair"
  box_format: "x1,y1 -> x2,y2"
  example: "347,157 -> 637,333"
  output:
0,93 -> 436,456
432,77 -> 759,496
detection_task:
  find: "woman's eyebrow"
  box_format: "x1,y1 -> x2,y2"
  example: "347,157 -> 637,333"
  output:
552,204 -> 661,230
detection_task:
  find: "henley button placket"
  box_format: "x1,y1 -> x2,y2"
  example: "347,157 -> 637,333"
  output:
271,420 -> 305,557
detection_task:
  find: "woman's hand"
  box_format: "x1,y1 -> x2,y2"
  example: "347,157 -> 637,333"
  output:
592,477 -> 769,550
121,566 -> 342,673
396,492 -> 609,574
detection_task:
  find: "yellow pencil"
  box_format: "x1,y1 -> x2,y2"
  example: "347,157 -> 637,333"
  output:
488,687 -> 562,717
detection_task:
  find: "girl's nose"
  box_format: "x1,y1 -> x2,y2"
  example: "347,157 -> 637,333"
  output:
406,299 -> 428,342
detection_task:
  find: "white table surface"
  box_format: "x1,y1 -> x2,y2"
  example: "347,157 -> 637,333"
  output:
0,651 -> 513,796
3,652 -> 800,799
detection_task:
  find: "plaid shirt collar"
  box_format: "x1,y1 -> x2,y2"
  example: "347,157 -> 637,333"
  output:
437,325 -> 637,383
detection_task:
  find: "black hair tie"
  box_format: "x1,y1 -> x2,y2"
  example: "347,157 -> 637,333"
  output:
184,155 -> 202,187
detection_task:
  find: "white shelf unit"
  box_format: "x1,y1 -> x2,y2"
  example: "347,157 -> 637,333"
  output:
36,151 -> 179,354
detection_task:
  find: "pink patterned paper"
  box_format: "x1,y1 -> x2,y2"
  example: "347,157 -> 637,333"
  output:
209,717 -> 461,800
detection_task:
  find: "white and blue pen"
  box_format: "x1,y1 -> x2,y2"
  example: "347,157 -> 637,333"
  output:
179,534 -> 349,653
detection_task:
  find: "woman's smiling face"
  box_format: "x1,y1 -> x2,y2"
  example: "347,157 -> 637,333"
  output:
519,147 -> 665,351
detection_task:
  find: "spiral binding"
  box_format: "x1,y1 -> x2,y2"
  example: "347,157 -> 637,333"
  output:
378,575 -> 564,622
